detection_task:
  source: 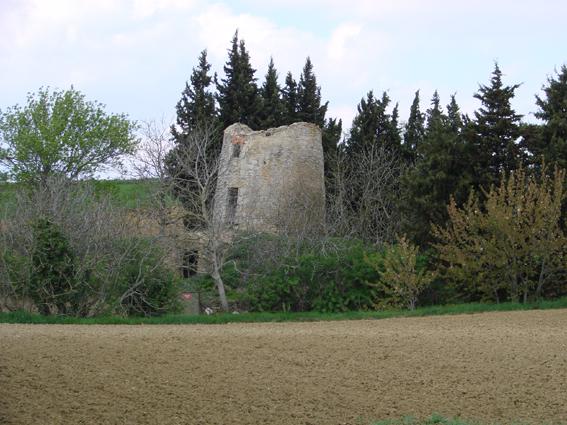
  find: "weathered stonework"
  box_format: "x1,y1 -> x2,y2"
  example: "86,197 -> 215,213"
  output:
213,122 -> 325,233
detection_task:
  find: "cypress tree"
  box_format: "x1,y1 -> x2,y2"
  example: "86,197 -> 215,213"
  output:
401,93 -> 471,246
296,57 -> 328,127
528,65 -> 567,170
171,49 -> 217,143
282,72 -> 299,124
258,58 -> 285,129
404,90 -> 425,162
216,31 -> 261,130
470,63 -> 523,190
346,91 -> 400,156
168,50 -> 220,230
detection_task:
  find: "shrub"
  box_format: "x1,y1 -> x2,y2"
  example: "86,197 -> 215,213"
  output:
0,178 -> 180,316
242,239 -> 381,312
112,239 -> 180,317
365,236 -> 436,310
29,218 -> 79,315
433,165 -> 567,303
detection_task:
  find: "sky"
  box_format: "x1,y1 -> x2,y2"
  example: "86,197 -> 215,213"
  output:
1,0 -> 566,133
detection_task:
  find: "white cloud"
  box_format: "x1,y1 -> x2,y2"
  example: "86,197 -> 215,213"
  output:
327,23 -> 362,61
0,0 -> 565,130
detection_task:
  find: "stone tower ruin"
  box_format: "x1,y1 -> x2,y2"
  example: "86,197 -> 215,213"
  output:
213,122 -> 325,234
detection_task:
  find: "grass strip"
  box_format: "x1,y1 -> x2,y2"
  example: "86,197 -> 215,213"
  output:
1,297 -> 567,325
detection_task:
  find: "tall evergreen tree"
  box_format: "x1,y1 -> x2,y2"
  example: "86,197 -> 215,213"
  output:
446,93 -> 463,133
296,57 -> 328,127
216,31 -> 261,130
470,63 -> 523,190
388,103 -> 402,148
282,72 -> 299,124
401,93 -> 471,246
404,90 -> 425,162
524,65 -> 567,170
168,50 -> 219,230
171,50 -> 216,142
258,58 -> 285,129
346,91 -> 401,156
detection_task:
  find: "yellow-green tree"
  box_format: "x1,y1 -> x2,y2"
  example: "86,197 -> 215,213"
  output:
366,236 -> 435,310
433,165 -> 566,303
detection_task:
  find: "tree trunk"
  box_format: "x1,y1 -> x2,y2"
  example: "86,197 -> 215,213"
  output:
211,259 -> 229,312
535,259 -> 546,300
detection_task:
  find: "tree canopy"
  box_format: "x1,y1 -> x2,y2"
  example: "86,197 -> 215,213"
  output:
0,87 -> 137,184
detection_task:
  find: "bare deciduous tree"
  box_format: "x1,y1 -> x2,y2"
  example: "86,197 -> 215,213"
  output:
327,144 -> 405,245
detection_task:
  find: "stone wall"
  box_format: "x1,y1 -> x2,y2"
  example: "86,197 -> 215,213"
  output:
213,122 -> 325,234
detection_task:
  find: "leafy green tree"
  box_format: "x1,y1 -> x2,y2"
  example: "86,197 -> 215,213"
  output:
216,31 -> 261,130
401,93 -> 471,246
258,58 -> 285,129
470,63 -> 523,190
0,87 -> 137,184
282,72 -> 299,124
404,90 -> 425,162
296,57 -> 328,127
171,49 -> 217,143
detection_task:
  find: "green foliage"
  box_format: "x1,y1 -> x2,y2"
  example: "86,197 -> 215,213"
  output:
242,240 -> 381,313
29,218 -> 78,315
0,86 -> 137,184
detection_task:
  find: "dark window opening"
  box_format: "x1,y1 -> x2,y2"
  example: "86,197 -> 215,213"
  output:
232,143 -> 241,158
227,187 -> 238,225
181,250 -> 199,278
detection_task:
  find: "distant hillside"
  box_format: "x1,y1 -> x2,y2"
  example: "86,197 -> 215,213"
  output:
0,179 -> 160,211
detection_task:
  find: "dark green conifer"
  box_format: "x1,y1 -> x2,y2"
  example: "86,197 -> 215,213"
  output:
470,63 -> 522,190
282,72 -> 299,124
258,58 -> 285,129
216,31 -> 261,130
527,65 -> 567,170
401,93 -> 471,246
346,91 -> 400,156
404,90 -> 425,162
296,57 -> 328,127
171,49 -> 217,142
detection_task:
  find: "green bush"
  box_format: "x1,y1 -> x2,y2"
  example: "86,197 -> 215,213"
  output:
242,240 -> 382,312
29,218 -> 79,315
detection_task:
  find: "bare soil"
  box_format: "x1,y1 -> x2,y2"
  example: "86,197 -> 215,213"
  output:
1,310 -> 567,424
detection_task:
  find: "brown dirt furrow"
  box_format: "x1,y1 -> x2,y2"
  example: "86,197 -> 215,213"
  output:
1,310 -> 567,424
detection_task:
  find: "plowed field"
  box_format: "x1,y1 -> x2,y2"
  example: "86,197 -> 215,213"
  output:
1,310 -> 567,424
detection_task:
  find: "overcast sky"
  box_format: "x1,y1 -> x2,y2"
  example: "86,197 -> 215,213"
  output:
1,0 -> 566,131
